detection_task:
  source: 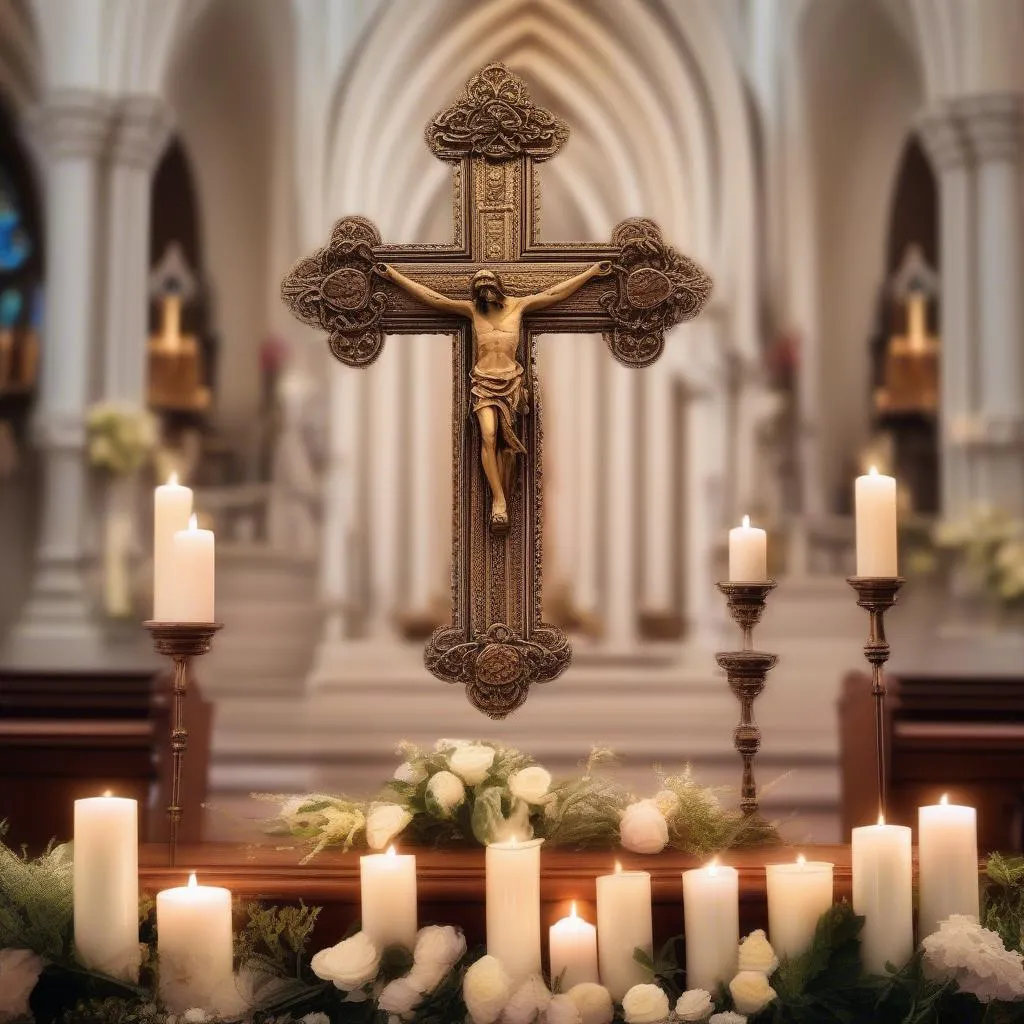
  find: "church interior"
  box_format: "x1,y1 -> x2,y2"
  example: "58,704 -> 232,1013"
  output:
1,0 -> 1024,904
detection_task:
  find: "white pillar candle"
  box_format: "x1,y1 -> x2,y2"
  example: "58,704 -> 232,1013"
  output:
153,473 -> 192,619
766,856 -> 834,959
855,468 -> 898,576
486,838 -> 543,984
73,794 -> 140,981
549,902 -> 599,989
157,872 -> 234,1013
729,515 -> 767,582
852,819 -> 913,974
360,845 -> 418,950
682,861 -> 740,992
918,794 -> 980,939
166,514 -> 215,622
596,864 -> 653,1000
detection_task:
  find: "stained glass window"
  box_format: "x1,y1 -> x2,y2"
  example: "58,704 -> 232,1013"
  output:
0,170 -> 30,274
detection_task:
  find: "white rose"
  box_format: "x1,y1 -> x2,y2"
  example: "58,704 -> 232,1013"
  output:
378,976 -> 423,1018
508,767 -> 552,805
310,932 -> 381,990
463,955 -> 512,1024
426,771 -> 467,818
653,789 -> 680,818
182,1012 -> 208,1024
737,930 -> 779,975
449,744 -> 497,785
566,982 -> 613,1024
621,983 -> 670,1023
728,972 -> 777,1016
619,801 -> 669,855
393,760 -> 427,785
0,949 -> 44,1020
709,1014 -> 747,1024
365,802 -> 412,850
503,975 -> 552,1024
674,988 -> 714,1021
408,924 -> 467,991
544,993 -> 582,1024
300,1016 -> 331,1024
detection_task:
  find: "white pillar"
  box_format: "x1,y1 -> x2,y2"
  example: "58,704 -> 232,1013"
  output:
103,95 -> 172,402
918,106 -> 976,519
959,94 -> 1024,513
640,371 -> 674,620
6,91 -> 112,666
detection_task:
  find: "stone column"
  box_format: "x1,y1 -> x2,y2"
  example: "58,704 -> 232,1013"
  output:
958,94 -> 1024,513
917,105 -> 977,518
5,91 -> 113,665
103,95 -> 172,402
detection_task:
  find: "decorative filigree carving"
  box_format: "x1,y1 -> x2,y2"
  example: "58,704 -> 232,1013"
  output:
426,62 -> 569,163
280,216 -> 388,367
601,218 -> 714,368
425,622 -> 572,719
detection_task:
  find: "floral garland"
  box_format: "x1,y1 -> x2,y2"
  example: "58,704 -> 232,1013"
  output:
261,741 -> 778,861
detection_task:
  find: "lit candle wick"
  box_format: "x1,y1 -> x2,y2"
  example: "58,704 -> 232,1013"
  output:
877,812 -> 886,826
188,512 -> 198,531
386,845 -> 397,858
708,857 -> 720,877
797,853 -> 806,867
742,514 -> 750,529
614,861 -> 623,874
168,471 -> 179,486
940,793 -> 949,806
869,465 -> 879,476
570,901 -> 578,919
102,789 -> 113,798
187,872 -> 198,889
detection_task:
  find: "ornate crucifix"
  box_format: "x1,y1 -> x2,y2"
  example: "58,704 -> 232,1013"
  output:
282,64 -> 712,718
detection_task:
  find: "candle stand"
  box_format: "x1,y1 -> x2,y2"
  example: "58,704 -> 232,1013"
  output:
845,577 -> 903,821
715,581 -> 778,817
144,621 -> 222,866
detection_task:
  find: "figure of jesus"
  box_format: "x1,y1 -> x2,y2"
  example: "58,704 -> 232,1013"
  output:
377,260 -> 612,533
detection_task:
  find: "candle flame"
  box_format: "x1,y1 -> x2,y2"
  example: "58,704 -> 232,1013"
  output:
878,812 -> 886,826
510,836 -> 519,848
614,861 -> 623,874
386,845 -> 396,858
742,514 -> 750,529
708,857 -> 720,877
168,471 -> 179,486
102,789 -> 113,798
797,853 -> 806,867
187,872 -> 198,889
869,465 -> 879,476
570,901 -> 578,919
188,513 -> 198,531
940,793 -> 949,806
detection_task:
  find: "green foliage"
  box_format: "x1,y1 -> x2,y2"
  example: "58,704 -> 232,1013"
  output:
0,826 -> 75,960
257,794 -> 367,863
235,902 -> 322,980
58,998 -> 172,1024
541,749 -> 629,849
984,853 -> 1024,954
632,936 -> 685,1001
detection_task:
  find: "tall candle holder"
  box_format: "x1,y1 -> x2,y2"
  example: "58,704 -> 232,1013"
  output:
715,581 -> 778,816
845,576 -> 904,820
144,621 -> 222,866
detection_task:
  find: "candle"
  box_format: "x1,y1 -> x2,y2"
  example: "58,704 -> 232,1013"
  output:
918,794 -> 979,939
766,856 -> 834,958
166,514 -> 215,622
852,818 -> 913,974
855,467 -> 898,576
549,902 -> 599,989
596,864 -> 653,1000
157,872 -> 234,1012
153,473 -> 193,619
486,837 -> 543,984
73,794 -> 140,981
682,860 -> 739,992
729,515 -> 767,582
360,845 -> 418,950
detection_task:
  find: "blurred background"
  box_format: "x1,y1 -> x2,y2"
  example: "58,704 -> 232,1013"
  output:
0,0 -> 1022,849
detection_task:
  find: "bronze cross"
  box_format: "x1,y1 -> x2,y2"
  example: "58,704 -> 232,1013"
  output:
282,64 -> 712,718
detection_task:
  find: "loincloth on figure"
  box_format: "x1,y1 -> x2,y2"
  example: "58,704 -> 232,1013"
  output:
470,362 -> 529,457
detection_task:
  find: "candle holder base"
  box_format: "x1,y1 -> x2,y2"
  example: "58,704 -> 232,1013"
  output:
144,621 -> 222,867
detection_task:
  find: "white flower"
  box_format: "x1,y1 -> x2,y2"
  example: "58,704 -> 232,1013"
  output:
675,988 -> 714,1021
709,1014 -> 747,1024
300,1016 -> 331,1024
566,982 -> 613,1024
182,1012 -> 208,1024
393,760 -> 427,785
310,932 -> 381,990
0,949 -> 44,1020
621,983 -> 670,1023
426,770 -> 467,818
737,930 -> 779,975
365,802 -> 412,850
652,789 -> 680,818
434,737 -> 471,751
449,744 -> 497,785
728,972 -> 777,1015
408,924 -> 467,991
922,915 -> 1024,1003
503,975 -> 553,1023
378,976 -> 423,1018
463,955 -> 512,1024
544,993 -> 582,1024
509,767 -> 552,805
619,801 -> 669,855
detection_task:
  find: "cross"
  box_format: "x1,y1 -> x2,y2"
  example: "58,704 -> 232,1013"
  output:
282,64 -> 712,718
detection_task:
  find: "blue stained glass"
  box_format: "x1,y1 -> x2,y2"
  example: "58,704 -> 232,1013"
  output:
29,285 -> 43,329
0,289 -> 21,328
0,172 -> 30,273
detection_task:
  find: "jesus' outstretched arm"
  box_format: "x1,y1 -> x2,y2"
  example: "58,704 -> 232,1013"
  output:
520,260 -> 613,312
377,263 -> 470,315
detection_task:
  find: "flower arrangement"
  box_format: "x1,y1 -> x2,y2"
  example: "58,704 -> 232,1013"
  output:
261,741 -> 779,862
931,507 -> 1024,607
86,401 -> 158,477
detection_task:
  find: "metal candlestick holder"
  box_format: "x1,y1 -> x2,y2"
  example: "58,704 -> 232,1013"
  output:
845,576 -> 904,820
715,581 -> 778,816
144,620 -> 222,866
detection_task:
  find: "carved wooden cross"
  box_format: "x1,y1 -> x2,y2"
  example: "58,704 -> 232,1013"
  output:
282,64 -> 712,718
